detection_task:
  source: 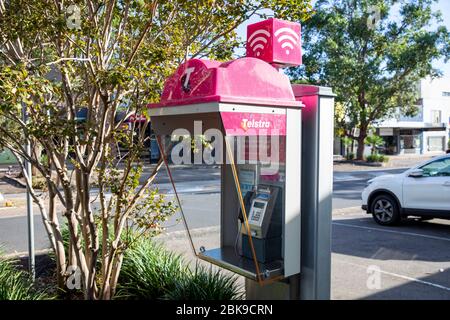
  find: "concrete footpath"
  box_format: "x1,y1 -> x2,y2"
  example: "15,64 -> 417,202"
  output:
333,154 -> 441,172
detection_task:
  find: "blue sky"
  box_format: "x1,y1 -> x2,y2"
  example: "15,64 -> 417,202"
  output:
431,0 -> 450,77
236,1 -> 450,77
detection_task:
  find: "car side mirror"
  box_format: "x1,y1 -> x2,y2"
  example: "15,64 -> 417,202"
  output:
409,169 -> 424,178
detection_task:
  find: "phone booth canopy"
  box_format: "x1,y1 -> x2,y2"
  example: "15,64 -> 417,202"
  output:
148,19 -> 303,285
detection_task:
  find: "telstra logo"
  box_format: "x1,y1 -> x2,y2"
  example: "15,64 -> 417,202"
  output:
240,119 -> 271,131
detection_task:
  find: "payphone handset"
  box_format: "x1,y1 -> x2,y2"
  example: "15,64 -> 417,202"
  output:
241,185 -> 280,239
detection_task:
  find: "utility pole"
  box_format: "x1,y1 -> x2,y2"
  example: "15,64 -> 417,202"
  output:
22,105 -> 35,281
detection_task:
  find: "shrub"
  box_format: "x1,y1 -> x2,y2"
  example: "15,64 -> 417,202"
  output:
117,239 -> 190,300
345,152 -> 355,160
116,239 -> 243,300
166,264 -> 243,300
365,135 -> 384,155
366,154 -> 389,163
32,177 -> 48,191
61,225 -> 243,300
0,256 -> 50,300
366,154 -> 377,162
380,155 -> 389,163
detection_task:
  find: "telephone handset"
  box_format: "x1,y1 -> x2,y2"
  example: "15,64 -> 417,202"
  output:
238,190 -> 254,224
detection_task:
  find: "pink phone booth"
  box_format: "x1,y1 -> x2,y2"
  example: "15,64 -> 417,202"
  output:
146,17 -> 322,290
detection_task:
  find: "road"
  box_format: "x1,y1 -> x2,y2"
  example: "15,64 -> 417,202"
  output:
331,213 -> 450,299
0,167 -> 405,251
1,167 -> 450,299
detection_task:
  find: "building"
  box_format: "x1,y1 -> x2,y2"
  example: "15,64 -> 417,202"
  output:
375,77 -> 450,155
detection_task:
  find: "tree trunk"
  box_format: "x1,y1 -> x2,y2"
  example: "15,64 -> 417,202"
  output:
31,142 -> 42,177
357,132 -> 367,160
48,190 -> 67,290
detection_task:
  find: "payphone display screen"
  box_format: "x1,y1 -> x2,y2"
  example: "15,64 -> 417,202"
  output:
253,201 -> 265,209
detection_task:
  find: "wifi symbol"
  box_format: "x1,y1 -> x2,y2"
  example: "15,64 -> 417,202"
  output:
274,27 -> 299,55
248,29 -> 271,57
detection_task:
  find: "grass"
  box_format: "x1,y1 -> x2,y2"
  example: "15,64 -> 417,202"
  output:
166,263 -> 243,300
117,238 -> 243,300
60,224 -> 243,300
0,255 -> 51,300
117,239 -> 189,299
366,154 -> 389,163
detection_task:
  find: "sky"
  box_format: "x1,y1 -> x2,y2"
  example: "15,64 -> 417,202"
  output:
431,0 -> 450,77
236,0 -> 450,77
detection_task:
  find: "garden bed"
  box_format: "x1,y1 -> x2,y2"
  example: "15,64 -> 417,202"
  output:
334,160 -> 386,167
1,238 -> 243,301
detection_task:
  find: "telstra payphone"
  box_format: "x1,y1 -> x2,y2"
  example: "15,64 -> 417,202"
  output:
240,185 -> 282,263
148,55 -> 300,283
148,18 -> 334,299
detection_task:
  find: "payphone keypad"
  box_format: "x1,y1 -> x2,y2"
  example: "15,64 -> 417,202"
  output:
250,201 -> 266,224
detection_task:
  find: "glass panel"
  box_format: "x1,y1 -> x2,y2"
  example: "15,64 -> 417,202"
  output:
154,125 -> 287,283
154,133 -> 221,257
210,133 -> 286,282
428,136 -> 445,152
421,158 -> 450,177
400,134 -> 421,150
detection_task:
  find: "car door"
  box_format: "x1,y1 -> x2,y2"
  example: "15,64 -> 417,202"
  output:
403,157 -> 450,212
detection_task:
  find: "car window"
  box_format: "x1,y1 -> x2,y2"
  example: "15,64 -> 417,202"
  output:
420,158 -> 450,177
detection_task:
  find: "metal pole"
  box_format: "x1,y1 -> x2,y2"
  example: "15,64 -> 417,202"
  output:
23,106 -> 35,280
294,85 -> 335,300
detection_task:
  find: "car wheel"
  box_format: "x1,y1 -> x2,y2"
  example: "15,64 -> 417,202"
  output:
371,194 -> 401,226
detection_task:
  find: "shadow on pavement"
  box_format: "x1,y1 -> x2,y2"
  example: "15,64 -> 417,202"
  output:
361,268 -> 450,300
332,217 -> 450,263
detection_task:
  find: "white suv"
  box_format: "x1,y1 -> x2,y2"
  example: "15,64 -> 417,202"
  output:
362,154 -> 450,226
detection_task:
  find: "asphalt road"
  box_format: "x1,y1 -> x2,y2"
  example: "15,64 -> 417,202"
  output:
0,167 -> 415,252
332,213 -> 450,299
333,168 -> 407,209
1,167 -> 450,299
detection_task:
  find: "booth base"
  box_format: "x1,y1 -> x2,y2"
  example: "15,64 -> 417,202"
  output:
198,246 -> 284,281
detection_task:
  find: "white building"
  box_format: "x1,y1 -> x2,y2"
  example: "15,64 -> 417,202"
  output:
375,77 -> 450,155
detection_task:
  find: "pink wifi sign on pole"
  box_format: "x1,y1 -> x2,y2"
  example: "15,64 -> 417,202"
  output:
246,18 -> 302,68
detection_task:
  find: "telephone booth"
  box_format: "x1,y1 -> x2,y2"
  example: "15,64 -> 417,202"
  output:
146,18 -> 326,289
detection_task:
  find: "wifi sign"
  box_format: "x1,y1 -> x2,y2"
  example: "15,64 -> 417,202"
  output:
246,18 -> 302,67
248,29 -> 271,57
274,27 -> 299,55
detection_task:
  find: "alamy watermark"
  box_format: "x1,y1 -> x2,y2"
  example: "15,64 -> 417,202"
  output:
167,121 -> 281,175
66,265 -> 82,290
367,5 -> 381,30
366,265 -> 382,290
66,4 -> 81,30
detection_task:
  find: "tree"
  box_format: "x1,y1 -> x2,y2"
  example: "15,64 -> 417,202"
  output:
288,0 -> 450,159
365,134 -> 384,155
0,0 -> 312,299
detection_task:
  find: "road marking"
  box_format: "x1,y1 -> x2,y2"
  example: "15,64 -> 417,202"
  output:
332,207 -> 364,215
333,222 -> 450,242
334,178 -> 369,182
336,259 -> 450,292
334,167 -> 410,174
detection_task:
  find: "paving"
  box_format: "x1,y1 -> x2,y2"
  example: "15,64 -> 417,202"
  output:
333,153 -> 441,172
